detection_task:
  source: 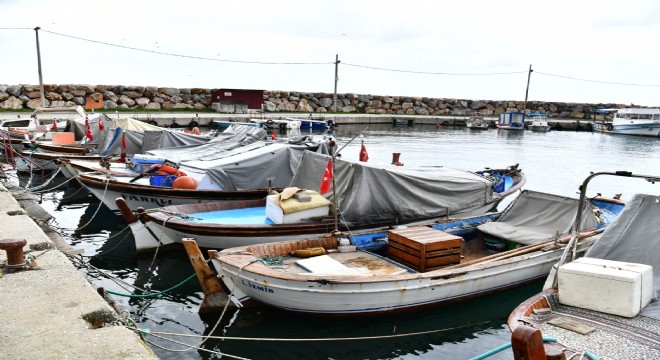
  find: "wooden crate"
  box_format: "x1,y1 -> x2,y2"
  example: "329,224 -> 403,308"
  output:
387,226 -> 463,272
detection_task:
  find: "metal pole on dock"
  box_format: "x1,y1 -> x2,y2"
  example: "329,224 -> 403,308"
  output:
333,54 -> 340,112
34,26 -> 46,108
522,64 -> 533,115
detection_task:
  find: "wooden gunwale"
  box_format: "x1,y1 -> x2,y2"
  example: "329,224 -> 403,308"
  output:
507,288 -> 556,332
35,143 -> 87,154
78,173 -> 275,200
18,150 -> 101,161
215,238 -> 550,285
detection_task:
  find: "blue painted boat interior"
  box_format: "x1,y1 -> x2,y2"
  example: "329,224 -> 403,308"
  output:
188,207 -> 274,225
589,199 -> 626,229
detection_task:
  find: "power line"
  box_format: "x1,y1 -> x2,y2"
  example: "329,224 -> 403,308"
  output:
5,28 -> 660,87
343,62 -> 528,76
536,71 -> 660,87
39,29 -> 333,66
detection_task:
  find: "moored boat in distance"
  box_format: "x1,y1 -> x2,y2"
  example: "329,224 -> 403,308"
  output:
466,116 -> 490,130
193,188 -> 624,315
496,112 -> 525,131
526,113 -> 551,132
506,171 -> 660,360
592,107 -> 660,137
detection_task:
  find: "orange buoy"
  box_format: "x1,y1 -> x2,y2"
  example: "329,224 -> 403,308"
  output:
172,176 -> 197,189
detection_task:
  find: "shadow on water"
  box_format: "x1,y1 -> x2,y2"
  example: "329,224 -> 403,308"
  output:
195,280 -> 544,360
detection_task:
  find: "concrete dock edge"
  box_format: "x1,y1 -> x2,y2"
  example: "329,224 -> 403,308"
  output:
0,181 -> 158,360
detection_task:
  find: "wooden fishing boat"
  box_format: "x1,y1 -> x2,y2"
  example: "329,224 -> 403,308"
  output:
16,150 -> 103,172
117,158 -> 526,252
84,139 -> 328,212
505,171 -> 660,360
191,189 -> 624,315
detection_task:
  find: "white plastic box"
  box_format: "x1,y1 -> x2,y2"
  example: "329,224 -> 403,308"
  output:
265,195 -> 330,224
558,257 -> 654,318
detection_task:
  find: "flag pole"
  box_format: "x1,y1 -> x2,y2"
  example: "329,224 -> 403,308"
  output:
331,149 -> 339,233
330,126 -> 369,233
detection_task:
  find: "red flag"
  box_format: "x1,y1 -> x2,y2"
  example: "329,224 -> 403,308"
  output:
50,121 -> 57,131
121,133 -> 127,149
271,131 -> 276,140
319,159 -> 333,194
359,143 -> 369,162
98,117 -> 104,131
85,116 -> 94,141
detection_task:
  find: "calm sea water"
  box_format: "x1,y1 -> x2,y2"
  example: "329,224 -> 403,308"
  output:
25,124 -> 660,359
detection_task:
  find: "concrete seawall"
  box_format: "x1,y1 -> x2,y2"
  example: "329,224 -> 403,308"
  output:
0,181 -> 157,359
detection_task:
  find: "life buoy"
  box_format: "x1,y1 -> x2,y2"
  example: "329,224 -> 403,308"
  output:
607,125 -> 613,131
149,164 -> 187,177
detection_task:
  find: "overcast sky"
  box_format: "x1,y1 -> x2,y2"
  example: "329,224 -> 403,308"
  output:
2,0 -> 660,106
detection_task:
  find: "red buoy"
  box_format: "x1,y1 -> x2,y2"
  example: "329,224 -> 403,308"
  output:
172,176 -> 197,189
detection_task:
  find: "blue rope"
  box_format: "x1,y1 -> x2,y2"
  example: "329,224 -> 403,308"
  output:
469,337 -> 557,360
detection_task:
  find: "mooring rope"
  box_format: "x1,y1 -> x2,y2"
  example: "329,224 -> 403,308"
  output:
127,320 -> 489,342
79,227 -> 132,257
26,167 -> 62,191
105,273 -> 197,298
73,176 -> 110,231
143,332 -> 250,360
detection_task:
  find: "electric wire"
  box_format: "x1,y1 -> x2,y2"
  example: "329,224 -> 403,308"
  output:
343,62 -> 528,76
536,71 -> 660,87
40,29 -> 333,65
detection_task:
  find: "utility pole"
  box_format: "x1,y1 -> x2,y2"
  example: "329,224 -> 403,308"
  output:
333,54 -> 340,112
34,26 -> 46,108
523,64 -> 533,115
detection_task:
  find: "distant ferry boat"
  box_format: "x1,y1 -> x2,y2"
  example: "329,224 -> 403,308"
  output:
592,108 -> 660,137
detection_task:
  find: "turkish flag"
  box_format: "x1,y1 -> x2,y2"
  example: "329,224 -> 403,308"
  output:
85,116 -> 94,141
359,143 -> 369,162
121,133 -> 127,149
98,117 -> 104,131
50,121 -> 57,131
319,159 -> 333,194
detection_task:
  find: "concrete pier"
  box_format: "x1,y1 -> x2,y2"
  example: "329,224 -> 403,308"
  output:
0,110 -> 596,131
0,181 -> 157,359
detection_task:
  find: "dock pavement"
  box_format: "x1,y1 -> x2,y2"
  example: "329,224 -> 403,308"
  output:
0,180 -> 157,360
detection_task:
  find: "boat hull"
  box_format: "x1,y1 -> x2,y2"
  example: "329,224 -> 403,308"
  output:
127,198 -> 505,252
212,241 -> 594,315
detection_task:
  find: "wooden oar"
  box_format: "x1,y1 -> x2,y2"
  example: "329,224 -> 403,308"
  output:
443,229 -> 600,270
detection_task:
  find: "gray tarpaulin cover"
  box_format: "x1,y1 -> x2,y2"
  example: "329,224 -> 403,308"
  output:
97,118 -> 214,157
477,190 -> 597,245
288,151 -> 495,226
145,124 -> 266,162
182,142 -> 328,190
584,194 -> 660,320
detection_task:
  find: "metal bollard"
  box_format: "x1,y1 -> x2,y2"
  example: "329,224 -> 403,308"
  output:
0,238 -> 27,267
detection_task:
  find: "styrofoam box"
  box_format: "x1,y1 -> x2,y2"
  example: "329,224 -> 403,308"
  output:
265,195 -> 330,224
558,257 -> 654,317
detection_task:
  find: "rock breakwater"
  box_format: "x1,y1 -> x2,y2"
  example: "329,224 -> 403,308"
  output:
0,84 -> 624,119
